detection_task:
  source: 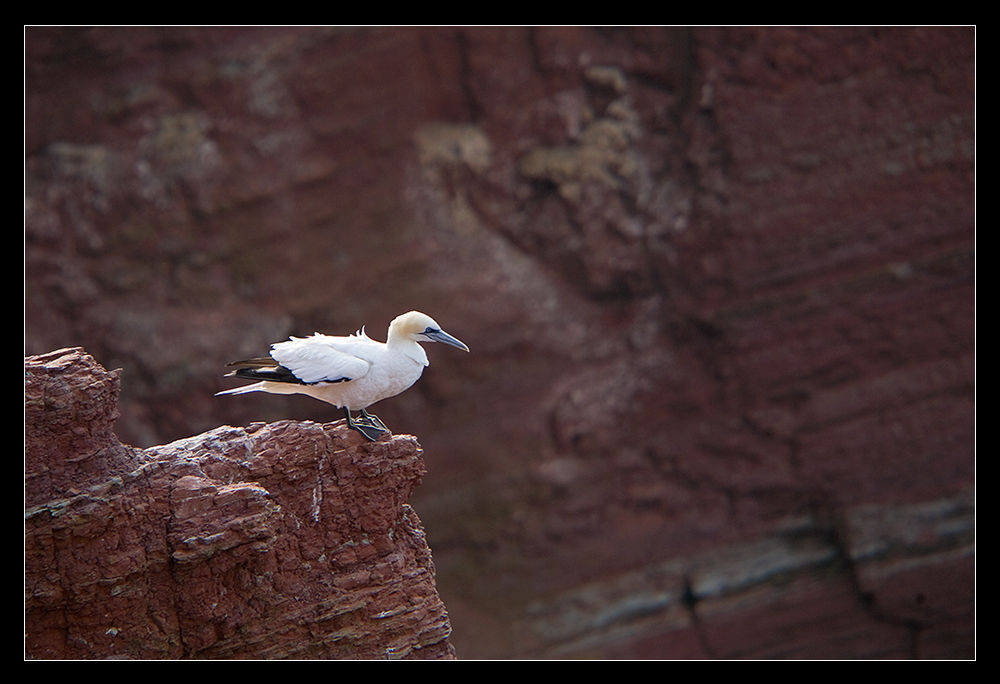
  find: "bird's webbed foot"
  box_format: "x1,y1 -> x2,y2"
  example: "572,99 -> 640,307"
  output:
359,408 -> 388,431
344,408 -> 389,441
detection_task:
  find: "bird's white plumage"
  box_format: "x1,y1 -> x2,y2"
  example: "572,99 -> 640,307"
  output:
270,330 -> 375,384
217,311 -> 468,415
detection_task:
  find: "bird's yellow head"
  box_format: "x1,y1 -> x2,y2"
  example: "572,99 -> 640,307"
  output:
389,311 -> 469,351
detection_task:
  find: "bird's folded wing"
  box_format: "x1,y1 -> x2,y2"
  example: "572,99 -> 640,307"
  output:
270,334 -> 372,384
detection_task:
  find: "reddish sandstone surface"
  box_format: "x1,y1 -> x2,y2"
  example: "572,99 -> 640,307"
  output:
26,348 -> 454,659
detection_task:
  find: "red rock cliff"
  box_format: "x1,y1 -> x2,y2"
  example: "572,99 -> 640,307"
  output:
25,347 -> 455,659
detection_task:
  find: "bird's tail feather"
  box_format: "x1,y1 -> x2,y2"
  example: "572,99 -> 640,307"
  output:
215,382 -> 266,396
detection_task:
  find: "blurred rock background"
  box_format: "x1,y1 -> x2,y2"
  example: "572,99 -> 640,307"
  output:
25,26 -> 974,658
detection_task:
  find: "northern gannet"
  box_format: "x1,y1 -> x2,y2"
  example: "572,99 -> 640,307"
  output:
217,311 -> 469,440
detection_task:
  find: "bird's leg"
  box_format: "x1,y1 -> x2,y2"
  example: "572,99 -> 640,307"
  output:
359,408 -> 388,431
343,407 -> 387,441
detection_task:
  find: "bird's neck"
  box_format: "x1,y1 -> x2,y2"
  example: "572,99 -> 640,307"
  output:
387,330 -> 429,366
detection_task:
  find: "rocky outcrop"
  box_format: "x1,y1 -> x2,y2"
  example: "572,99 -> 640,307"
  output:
25,348 -> 455,659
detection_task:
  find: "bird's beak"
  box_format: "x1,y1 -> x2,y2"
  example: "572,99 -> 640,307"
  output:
425,329 -> 470,352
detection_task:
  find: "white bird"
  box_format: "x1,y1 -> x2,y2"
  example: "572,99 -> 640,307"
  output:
217,311 -> 469,440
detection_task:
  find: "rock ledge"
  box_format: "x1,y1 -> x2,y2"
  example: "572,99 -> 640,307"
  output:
25,348 -> 455,659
